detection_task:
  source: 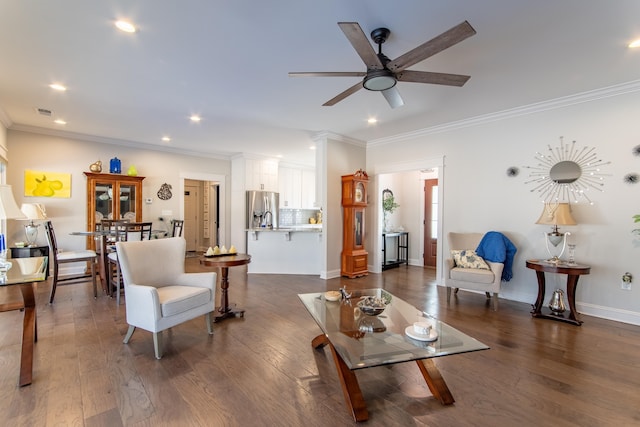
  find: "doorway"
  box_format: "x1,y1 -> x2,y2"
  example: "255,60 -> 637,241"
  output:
184,181 -> 199,252
180,173 -> 225,254
373,158 -> 444,279
183,179 -> 220,253
423,178 -> 438,268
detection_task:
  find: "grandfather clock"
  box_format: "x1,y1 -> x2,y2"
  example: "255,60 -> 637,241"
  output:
341,169 -> 369,278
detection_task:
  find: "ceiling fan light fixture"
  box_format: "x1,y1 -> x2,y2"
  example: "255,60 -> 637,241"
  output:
363,69 -> 396,91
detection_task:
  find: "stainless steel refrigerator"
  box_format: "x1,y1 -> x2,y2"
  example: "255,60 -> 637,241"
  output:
246,191 -> 279,229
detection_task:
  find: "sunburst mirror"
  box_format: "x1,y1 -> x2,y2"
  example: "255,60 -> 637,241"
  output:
524,137 -> 610,204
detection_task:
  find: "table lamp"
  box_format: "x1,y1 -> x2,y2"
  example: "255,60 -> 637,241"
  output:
535,202 -> 576,263
0,185 -> 27,279
20,203 -> 47,246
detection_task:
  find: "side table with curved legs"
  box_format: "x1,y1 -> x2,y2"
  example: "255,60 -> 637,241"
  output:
526,259 -> 591,326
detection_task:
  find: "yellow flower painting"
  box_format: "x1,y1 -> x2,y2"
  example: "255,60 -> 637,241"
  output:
24,170 -> 71,198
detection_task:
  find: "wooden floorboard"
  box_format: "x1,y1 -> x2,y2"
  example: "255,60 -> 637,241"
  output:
1,260 -> 639,426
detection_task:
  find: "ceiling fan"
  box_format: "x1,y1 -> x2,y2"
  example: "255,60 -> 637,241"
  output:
289,21 -> 476,108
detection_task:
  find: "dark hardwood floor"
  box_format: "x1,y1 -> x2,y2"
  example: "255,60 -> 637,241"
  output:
1,259 -> 639,426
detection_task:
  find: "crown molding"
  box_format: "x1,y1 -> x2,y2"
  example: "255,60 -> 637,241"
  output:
0,106 -> 12,129
9,123 -> 231,161
312,131 -> 365,146
368,79 -> 640,146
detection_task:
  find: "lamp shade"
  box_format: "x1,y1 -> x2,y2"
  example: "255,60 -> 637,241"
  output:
20,203 -> 47,220
0,185 -> 27,220
535,202 -> 576,226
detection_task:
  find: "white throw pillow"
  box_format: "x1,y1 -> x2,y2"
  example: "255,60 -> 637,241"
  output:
451,249 -> 490,270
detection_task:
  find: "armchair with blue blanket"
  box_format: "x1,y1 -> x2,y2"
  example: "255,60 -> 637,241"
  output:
444,231 -> 516,311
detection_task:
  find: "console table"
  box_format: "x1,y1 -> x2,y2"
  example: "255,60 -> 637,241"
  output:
382,232 -> 408,270
526,259 -> 591,325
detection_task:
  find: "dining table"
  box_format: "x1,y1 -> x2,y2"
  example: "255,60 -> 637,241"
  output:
70,228 -> 170,295
0,256 -> 48,386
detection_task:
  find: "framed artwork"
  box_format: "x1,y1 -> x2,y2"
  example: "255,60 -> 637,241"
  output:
24,170 -> 71,198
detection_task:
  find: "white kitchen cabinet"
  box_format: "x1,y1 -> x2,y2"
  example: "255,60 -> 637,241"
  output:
279,167 -> 301,208
246,159 -> 278,191
279,166 -> 315,208
301,169 -> 316,208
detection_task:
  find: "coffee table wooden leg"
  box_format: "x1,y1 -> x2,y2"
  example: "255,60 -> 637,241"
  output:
327,341 -> 368,422
19,283 -> 36,387
416,359 -> 455,405
311,334 -> 329,349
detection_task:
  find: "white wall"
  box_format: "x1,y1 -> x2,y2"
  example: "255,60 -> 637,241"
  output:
367,89 -> 640,325
319,133 -> 366,278
7,130 -> 231,253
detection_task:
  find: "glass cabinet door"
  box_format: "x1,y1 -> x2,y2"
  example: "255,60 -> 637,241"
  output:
94,182 -> 114,222
119,183 -> 137,220
355,209 -> 363,247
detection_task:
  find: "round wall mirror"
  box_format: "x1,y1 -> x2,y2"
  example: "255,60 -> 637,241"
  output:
525,137 -> 609,204
549,161 -> 581,184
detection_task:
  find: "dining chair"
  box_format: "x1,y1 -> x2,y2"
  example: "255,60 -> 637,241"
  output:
171,220 -> 184,237
44,221 -> 99,303
108,222 -> 152,304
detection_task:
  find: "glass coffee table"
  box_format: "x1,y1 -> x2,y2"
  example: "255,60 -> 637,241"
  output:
0,256 -> 48,386
298,288 -> 489,422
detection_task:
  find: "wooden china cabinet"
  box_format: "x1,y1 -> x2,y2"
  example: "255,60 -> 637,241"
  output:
341,169 -> 369,278
84,172 -> 145,250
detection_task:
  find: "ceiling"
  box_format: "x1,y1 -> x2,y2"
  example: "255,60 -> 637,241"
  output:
1,1 -> 639,167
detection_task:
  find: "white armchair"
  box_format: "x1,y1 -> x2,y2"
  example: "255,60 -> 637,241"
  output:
116,237 -> 216,359
444,232 -> 504,311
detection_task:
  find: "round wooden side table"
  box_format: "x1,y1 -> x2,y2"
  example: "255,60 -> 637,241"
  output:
200,253 -> 251,322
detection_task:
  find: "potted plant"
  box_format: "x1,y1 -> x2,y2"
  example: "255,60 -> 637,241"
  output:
382,189 -> 399,232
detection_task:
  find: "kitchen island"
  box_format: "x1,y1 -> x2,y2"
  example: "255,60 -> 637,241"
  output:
246,225 -> 322,274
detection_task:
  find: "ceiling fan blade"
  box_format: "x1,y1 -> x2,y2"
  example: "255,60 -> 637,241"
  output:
387,21 -> 476,72
397,70 -> 471,86
289,71 -> 366,78
382,87 -> 404,109
338,22 -> 384,70
323,81 -> 363,106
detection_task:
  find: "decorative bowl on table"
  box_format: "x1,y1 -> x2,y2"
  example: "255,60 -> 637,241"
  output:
358,315 -> 387,333
324,290 -> 341,302
357,296 -> 389,316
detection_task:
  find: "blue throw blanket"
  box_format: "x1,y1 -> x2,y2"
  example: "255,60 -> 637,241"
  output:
476,231 -> 517,281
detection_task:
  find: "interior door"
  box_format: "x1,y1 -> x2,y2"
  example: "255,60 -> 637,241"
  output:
423,179 -> 438,268
184,184 -> 199,252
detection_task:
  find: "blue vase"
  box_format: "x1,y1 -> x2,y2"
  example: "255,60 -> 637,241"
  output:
109,157 -> 121,174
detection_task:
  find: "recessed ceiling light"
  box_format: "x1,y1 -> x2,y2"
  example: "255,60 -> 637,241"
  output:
190,115 -> 201,122
49,83 -> 66,91
309,145 -> 316,150
115,20 -> 136,33
368,117 -> 378,124
629,39 -> 640,48
54,119 -> 66,125
162,136 -> 171,142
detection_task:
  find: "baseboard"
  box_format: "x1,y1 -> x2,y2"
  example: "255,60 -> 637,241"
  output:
437,283 -> 640,326
577,302 -> 640,326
